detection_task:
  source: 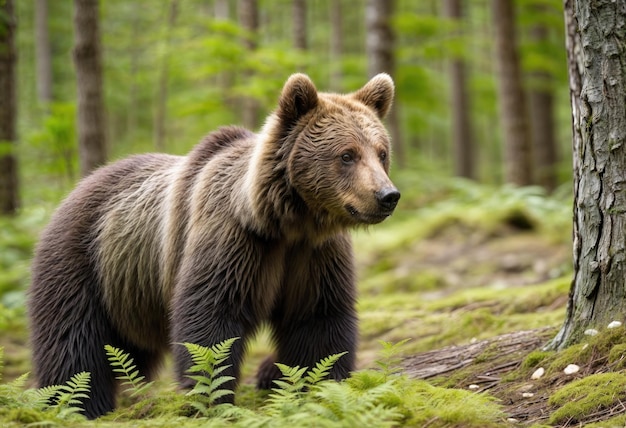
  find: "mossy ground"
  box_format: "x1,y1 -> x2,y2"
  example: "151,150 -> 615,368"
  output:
3,178 -> 625,426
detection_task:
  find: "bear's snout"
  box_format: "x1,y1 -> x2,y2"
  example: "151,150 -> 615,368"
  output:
376,187 -> 401,212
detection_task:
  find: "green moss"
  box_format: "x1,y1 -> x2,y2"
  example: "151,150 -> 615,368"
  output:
521,351 -> 553,370
608,344 -> 626,370
548,372 -> 626,425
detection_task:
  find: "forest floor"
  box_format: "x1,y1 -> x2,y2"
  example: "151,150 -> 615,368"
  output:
4,182 -> 626,426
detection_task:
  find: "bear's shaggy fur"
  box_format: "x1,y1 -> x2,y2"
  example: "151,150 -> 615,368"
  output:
28,74 -> 400,418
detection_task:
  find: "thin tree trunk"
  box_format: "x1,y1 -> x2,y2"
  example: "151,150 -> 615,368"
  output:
365,0 -> 405,168
35,0 -> 53,105
154,0 -> 178,152
445,0 -> 474,179
329,0 -> 343,92
492,0 -> 532,186
549,0 -> 626,350
73,0 -> 106,177
238,0 -> 259,130
0,0 -> 19,215
528,18 -> 558,191
293,0 -> 307,51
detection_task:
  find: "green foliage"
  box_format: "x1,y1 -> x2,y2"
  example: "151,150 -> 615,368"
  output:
182,338 -> 239,415
48,371 -> 92,419
105,344 -> 154,397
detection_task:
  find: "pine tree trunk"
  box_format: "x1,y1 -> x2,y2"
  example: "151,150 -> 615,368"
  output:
35,0 -> 53,105
528,19 -> 558,191
238,0 -> 260,130
329,0 -> 343,92
293,0 -> 307,51
154,0 -> 178,152
73,0 -> 106,177
550,0 -> 626,350
365,0 -> 405,168
445,0 -> 474,179
492,0 -> 532,186
0,0 -> 19,215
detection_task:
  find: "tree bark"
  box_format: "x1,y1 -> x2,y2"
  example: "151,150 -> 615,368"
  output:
73,0 -> 106,177
293,0 -> 307,51
329,0 -> 343,92
35,0 -> 53,105
365,0 -> 405,168
550,0 -> 626,350
445,0 -> 474,180
238,0 -> 260,129
0,0 -> 19,215
154,0 -> 178,152
492,0 -> 533,186
528,17 -> 558,191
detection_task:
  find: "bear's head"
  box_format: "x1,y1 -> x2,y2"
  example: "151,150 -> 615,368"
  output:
273,73 -> 400,229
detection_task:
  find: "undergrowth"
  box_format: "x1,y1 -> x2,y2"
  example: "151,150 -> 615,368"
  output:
0,340 -> 508,427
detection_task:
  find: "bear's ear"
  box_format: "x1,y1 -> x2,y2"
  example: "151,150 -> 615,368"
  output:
278,73 -> 318,125
352,73 -> 395,119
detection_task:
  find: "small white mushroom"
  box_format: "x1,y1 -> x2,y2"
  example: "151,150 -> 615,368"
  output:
531,367 -> 545,380
608,321 -> 622,329
522,392 -> 534,398
563,364 -> 580,375
468,384 -> 480,390
584,328 -> 599,336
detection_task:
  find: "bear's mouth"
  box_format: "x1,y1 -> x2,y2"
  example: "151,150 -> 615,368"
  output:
345,204 -> 392,224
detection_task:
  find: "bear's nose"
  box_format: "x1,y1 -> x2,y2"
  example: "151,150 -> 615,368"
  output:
376,188 -> 401,211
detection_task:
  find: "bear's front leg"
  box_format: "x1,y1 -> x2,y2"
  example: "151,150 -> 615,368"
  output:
257,236 -> 358,389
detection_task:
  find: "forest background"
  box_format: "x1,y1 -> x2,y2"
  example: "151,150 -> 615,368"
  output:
3,0 -> 608,426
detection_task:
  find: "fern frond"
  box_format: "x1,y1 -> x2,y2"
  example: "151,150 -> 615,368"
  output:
32,384 -> 63,409
304,351 -> 347,385
105,344 -> 154,396
183,338 -> 239,415
375,339 -> 410,377
54,371 -> 91,418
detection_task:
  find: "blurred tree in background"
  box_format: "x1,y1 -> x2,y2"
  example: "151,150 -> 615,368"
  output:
0,0 -> 19,216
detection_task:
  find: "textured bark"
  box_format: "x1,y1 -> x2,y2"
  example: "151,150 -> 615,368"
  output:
550,0 -> 626,350
154,0 -> 178,151
445,0 -> 474,179
73,0 -> 107,177
365,0 -> 405,167
329,0 -> 343,92
238,0 -> 259,129
492,0 -> 532,186
0,0 -> 19,215
292,0 -> 307,51
528,19 -> 558,191
35,0 -> 53,104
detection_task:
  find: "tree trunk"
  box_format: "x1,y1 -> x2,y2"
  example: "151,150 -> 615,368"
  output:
329,0 -> 343,92
528,18 -> 558,191
73,0 -> 106,177
365,0 -> 405,168
238,0 -> 260,130
445,0 -> 474,180
35,0 -> 53,105
154,0 -> 178,152
492,0 -> 532,186
550,0 -> 626,350
0,0 -> 19,215
293,0 -> 307,51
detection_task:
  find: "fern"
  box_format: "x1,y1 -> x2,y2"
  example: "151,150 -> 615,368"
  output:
375,339 -> 410,378
105,344 -> 154,396
304,352 -> 348,385
31,384 -> 63,410
183,337 -> 239,415
53,371 -> 91,418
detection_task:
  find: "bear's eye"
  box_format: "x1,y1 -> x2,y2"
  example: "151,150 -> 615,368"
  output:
379,151 -> 387,162
341,153 -> 354,164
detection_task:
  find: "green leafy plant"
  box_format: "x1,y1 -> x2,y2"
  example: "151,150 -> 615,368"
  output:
183,337 -> 239,415
105,344 -> 154,397
49,371 -> 91,419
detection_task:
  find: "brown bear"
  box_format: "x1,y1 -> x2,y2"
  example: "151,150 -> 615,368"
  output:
28,73 -> 400,419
